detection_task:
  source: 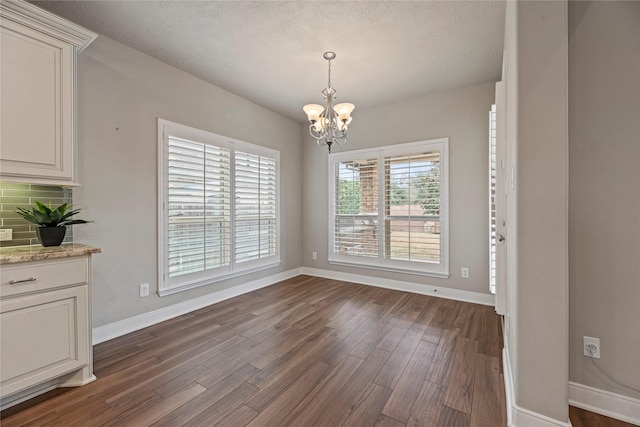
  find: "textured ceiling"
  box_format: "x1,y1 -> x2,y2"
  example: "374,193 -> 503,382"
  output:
32,1 -> 506,122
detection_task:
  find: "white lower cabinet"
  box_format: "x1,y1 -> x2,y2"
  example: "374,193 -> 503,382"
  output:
0,285 -> 89,397
0,254 -> 96,407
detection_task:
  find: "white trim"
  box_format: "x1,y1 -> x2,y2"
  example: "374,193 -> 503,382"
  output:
569,382 -> 640,426
300,267 -> 493,306
0,0 -> 97,51
327,137 -> 449,278
328,259 -> 449,279
158,261 -> 281,296
503,342 -> 573,427
92,267 -> 301,345
0,380 -> 58,411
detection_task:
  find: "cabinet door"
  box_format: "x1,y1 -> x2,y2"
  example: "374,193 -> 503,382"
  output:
0,19 -> 74,181
0,285 -> 89,398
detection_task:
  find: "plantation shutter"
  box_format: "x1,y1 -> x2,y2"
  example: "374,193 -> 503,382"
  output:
384,151 -> 441,263
235,151 -> 278,263
333,157 -> 379,258
489,104 -> 497,294
167,137 -> 231,278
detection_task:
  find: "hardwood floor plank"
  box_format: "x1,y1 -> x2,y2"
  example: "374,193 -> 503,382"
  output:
244,338 -> 339,411
406,380 -> 445,427
287,349 -> 391,427
99,389 -> 163,427
382,341 -> 438,423
350,315 -> 399,359
375,414 -> 407,427
278,355 -> 364,426
216,404 -> 259,427
326,350 -> 392,421
426,328 -> 461,385
569,406 -> 636,427
374,322 -> 427,389
471,354 -> 502,422
471,412 -> 503,427
376,313 -> 419,352
151,379 -> 255,426
246,361 -> 333,426
107,382 -> 205,426
322,315 -> 382,366
443,336 -> 479,414
340,382 -> 393,427
438,406 -> 471,427
105,333 -> 253,406
248,321 -> 330,370
477,308 -> 502,358
181,382 -> 259,427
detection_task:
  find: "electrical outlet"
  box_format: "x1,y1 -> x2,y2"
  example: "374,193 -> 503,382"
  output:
0,229 -> 13,241
139,283 -> 150,298
461,267 -> 470,278
312,251 -> 317,260
583,336 -> 600,358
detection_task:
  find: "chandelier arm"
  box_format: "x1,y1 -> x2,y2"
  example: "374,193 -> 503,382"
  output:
309,124 -> 323,140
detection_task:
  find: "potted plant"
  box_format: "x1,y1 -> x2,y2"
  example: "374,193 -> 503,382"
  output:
17,201 -> 91,247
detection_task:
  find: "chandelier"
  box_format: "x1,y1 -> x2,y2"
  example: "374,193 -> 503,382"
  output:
303,52 -> 355,152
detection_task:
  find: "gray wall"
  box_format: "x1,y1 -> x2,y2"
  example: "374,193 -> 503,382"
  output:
301,82 -> 495,295
503,0 -> 570,423
569,1 -> 640,400
75,36 -> 302,327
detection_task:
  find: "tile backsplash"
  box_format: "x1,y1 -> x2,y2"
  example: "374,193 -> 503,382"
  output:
0,183 -> 74,247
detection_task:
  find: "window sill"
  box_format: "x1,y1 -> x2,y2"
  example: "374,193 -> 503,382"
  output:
159,260 -> 281,296
328,259 -> 449,279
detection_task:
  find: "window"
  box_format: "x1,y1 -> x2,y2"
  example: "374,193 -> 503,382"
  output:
158,119 -> 279,295
329,138 -> 448,277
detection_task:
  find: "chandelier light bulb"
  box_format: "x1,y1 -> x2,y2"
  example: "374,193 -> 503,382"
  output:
333,103 -> 355,122
303,104 -> 324,122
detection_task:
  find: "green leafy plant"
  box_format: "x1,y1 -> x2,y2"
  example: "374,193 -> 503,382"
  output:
17,201 -> 90,228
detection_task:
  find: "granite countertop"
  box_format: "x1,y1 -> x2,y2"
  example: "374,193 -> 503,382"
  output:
0,243 -> 102,265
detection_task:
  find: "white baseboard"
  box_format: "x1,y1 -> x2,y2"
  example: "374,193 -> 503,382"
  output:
503,341 -> 573,427
92,267 -> 302,345
0,380 -> 58,411
569,382 -> 640,426
300,267 -> 495,306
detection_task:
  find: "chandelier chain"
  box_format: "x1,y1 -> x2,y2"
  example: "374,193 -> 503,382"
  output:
327,59 -> 332,89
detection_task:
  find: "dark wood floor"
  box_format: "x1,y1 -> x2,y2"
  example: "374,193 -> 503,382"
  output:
569,406 -> 637,427
0,275 -> 627,427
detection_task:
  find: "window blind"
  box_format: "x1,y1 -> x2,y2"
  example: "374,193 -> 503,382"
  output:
384,151 -> 441,263
334,158 -> 379,258
167,137 -> 231,277
235,151 -> 277,263
489,104 -> 497,294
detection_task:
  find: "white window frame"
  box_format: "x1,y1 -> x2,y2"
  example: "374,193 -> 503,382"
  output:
328,138 -> 449,278
158,119 -> 280,296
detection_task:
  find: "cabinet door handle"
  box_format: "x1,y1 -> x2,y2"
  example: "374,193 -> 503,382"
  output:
8,277 -> 37,284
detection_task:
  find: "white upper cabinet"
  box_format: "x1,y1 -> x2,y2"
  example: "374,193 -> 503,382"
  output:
0,1 -> 96,186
